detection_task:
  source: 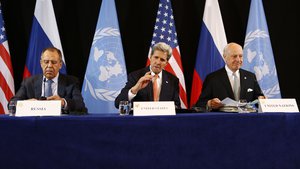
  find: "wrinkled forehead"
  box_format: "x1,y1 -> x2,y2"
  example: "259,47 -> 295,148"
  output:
227,46 -> 243,57
152,50 -> 168,59
41,51 -> 61,61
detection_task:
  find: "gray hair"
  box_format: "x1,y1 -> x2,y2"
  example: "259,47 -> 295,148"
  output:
151,42 -> 172,60
223,42 -> 242,57
41,47 -> 63,62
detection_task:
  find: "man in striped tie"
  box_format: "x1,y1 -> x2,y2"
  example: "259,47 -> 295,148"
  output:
115,42 -> 181,109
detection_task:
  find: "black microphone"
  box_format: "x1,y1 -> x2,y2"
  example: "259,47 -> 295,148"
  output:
39,78 -> 47,100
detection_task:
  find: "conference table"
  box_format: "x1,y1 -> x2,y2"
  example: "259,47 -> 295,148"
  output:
1,112 -> 300,169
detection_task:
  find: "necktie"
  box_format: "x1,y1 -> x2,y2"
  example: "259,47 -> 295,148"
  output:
233,72 -> 240,101
153,74 -> 159,101
45,79 -> 53,97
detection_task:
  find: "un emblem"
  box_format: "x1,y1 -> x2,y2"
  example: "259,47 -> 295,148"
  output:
84,27 -> 127,101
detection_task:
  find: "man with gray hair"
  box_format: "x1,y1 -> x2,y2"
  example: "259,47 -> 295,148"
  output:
194,42 -> 265,111
115,42 -> 181,109
10,47 -> 87,114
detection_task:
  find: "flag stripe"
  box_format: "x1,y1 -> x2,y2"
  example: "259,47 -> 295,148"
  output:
171,47 -> 183,71
0,46 -> 14,94
164,62 -> 188,108
190,69 -> 202,107
0,44 -> 13,75
168,49 -> 186,90
203,0 -> 227,55
0,88 -> 9,114
0,72 -> 13,101
179,83 -> 188,108
195,23 -> 225,79
23,66 -> 31,78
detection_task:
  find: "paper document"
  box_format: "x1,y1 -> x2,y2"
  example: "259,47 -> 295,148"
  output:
221,97 -> 247,107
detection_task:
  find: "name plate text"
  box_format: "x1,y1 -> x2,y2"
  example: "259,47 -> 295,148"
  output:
16,100 -> 61,117
133,101 -> 176,116
258,99 -> 299,113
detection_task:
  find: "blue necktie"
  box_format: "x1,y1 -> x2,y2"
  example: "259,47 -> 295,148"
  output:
45,79 -> 53,97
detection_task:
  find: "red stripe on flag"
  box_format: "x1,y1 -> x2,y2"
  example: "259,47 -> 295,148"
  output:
165,64 -> 175,76
179,83 -> 188,108
172,48 -> 183,71
165,64 -> 188,108
23,66 -> 31,79
190,69 -> 203,108
146,58 -> 150,66
0,72 -> 13,101
0,104 -> 5,114
0,45 -> 13,76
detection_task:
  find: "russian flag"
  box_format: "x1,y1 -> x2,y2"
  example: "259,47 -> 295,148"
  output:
23,0 -> 66,78
190,0 -> 227,108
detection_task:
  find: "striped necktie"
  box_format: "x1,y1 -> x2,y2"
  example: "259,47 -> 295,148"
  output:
45,79 -> 53,97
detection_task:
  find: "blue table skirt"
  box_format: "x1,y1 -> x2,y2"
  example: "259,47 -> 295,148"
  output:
1,113 -> 300,169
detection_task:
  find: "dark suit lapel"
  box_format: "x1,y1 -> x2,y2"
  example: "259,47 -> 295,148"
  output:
148,81 -> 154,101
239,69 -> 247,99
159,70 -> 169,101
34,75 -> 43,98
57,75 -> 66,96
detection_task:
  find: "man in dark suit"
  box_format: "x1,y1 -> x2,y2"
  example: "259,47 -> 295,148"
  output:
194,42 -> 265,111
115,42 -> 181,109
10,47 -> 87,114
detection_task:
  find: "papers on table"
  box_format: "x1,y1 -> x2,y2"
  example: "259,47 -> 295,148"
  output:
221,97 -> 244,107
220,98 -> 258,113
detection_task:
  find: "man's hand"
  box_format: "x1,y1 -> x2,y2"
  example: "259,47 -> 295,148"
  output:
258,96 -> 267,99
131,71 -> 153,94
207,98 -> 223,109
27,98 -> 38,101
47,95 -> 65,107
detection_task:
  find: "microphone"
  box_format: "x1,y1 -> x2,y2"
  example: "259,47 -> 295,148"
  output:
39,78 -> 47,100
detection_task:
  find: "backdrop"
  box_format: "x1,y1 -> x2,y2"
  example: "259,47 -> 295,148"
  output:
1,0 -> 300,104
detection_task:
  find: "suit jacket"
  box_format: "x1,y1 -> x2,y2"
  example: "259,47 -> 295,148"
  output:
115,67 -> 181,108
194,67 -> 264,108
11,74 -> 87,114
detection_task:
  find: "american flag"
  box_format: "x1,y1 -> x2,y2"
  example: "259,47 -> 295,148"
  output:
147,0 -> 188,108
0,4 -> 15,114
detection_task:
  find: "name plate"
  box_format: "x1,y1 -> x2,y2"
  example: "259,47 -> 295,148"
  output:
16,100 -> 61,117
258,99 -> 299,113
133,101 -> 176,116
